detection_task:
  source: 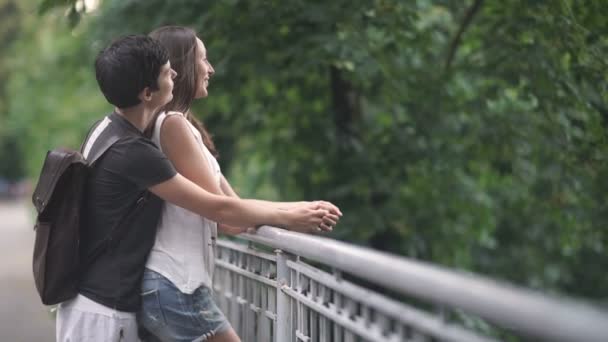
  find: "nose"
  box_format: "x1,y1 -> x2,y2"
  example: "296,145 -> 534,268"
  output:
207,61 -> 215,76
171,68 -> 178,79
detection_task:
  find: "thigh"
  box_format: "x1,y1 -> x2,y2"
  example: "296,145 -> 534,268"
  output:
206,327 -> 241,342
191,286 -> 232,338
57,303 -> 138,342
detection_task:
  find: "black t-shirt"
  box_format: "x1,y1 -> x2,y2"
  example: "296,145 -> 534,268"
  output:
79,112 -> 176,312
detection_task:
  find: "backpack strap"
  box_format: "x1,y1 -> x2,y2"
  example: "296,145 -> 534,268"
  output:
81,116 -> 124,164
79,119 -> 102,154
87,133 -> 122,165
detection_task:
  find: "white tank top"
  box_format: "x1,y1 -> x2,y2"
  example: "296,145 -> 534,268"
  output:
145,111 -> 221,293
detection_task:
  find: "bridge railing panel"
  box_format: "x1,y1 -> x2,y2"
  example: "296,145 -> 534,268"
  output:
212,226 -> 608,342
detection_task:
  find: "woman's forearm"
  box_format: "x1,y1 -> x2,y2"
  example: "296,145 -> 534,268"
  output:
247,199 -> 305,210
220,176 -> 304,210
204,196 -> 289,228
218,223 -> 247,235
151,174 -> 290,228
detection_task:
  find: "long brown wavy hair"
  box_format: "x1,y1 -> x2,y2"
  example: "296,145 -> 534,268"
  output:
146,26 -> 218,158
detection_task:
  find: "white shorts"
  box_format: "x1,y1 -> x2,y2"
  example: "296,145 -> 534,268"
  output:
56,294 -> 139,342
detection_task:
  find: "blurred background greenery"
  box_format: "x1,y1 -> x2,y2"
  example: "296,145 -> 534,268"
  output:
1,0 -> 607,304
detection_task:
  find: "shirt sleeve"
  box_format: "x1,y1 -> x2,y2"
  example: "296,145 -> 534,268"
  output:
106,137 -> 177,189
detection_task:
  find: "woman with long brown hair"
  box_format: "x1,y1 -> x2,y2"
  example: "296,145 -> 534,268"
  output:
137,26 -> 342,342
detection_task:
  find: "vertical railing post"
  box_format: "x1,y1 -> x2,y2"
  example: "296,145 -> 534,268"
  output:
275,249 -> 291,342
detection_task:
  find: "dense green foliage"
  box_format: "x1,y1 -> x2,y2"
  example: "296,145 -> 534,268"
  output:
0,0 -> 25,181
2,0 -> 607,306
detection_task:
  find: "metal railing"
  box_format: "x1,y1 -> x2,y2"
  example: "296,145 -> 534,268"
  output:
212,226 -> 608,342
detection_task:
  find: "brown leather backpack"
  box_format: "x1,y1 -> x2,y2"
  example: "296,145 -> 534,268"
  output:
31,119 -> 121,305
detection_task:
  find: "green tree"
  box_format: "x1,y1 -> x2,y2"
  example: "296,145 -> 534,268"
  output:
6,0 -> 608,304
0,0 -> 25,180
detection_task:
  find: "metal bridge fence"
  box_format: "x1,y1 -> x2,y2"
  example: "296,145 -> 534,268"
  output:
212,226 -> 608,342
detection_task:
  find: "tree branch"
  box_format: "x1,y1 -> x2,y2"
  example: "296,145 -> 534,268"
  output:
445,0 -> 484,71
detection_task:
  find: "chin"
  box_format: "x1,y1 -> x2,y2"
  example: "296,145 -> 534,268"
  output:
195,91 -> 209,99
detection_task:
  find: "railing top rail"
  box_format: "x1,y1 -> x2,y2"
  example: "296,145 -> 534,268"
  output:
240,226 -> 608,342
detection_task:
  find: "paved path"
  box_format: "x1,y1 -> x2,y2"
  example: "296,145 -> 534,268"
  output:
0,199 -> 54,341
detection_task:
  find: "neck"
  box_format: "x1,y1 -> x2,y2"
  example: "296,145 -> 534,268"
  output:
114,105 -> 154,132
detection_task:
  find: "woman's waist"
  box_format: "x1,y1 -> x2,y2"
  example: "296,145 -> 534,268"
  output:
146,249 -> 214,275
145,256 -> 214,294
160,203 -> 218,227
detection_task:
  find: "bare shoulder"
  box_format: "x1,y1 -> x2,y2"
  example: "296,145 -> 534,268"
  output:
160,111 -> 190,137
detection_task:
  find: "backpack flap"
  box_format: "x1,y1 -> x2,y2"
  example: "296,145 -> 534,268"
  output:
32,149 -> 85,215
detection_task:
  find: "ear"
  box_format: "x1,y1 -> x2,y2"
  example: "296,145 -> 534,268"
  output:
138,87 -> 153,102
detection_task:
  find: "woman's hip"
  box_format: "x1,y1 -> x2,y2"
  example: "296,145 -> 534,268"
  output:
137,269 -> 231,342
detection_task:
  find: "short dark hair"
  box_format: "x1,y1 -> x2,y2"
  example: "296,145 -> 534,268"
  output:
95,35 -> 169,109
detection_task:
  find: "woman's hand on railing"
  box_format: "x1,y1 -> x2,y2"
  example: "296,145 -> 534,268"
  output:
219,201 -> 342,234
284,201 -> 342,233
312,200 -> 343,217
281,203 -> 327,233
309,201 -> 342,232
218,223 -> 252,235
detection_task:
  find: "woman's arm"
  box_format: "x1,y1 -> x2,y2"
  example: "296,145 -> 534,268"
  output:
220,175 -> 342,215
159,114 -> 248,234
219,175 -> 239,198
149,173 -> 329,231
220,175 -> 303,208
216,175 -> 248,234
218,176 -> 319,233
157,114 -> 338,231
160,114 -> 225,197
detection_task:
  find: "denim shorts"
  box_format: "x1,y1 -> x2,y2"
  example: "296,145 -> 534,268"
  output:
137,269 -> 231,342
